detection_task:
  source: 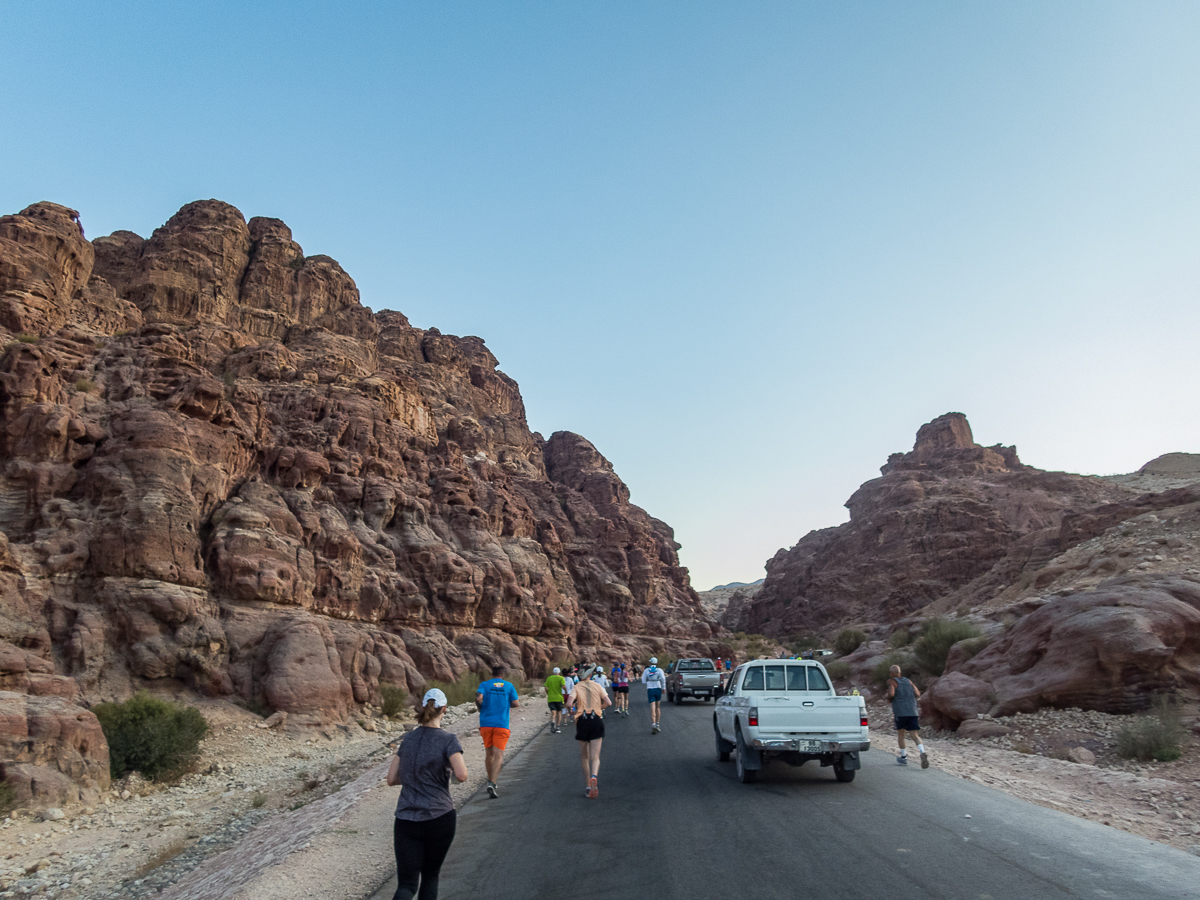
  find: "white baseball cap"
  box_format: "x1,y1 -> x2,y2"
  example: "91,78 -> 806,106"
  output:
422,688 -> 448,708
552,667 -> 561,674
649,657 -> 658,664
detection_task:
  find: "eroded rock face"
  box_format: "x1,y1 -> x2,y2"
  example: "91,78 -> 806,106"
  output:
0,692 -> 109,807
923,576 -> 1200,729
733,413 -> 1133,636
0,199 -> 717,738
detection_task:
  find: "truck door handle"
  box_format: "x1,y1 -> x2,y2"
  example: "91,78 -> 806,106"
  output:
802,701 -> 814,707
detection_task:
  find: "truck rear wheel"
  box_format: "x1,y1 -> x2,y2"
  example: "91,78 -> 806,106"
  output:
715,719 -> 733,761
673,689 -> 683,705
735,730 -> 758,783
833,759 -> 856,782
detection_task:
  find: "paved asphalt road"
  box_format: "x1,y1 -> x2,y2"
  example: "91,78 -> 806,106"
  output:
371,684 -> 1200,900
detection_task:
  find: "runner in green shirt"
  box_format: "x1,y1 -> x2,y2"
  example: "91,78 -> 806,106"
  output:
544,667 -> 568,734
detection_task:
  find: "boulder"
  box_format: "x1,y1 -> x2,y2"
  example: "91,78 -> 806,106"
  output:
956,575 -> 1200,716
1066,747 -> 1096,765
0,692 -> 109,807
922,672 -> 996,730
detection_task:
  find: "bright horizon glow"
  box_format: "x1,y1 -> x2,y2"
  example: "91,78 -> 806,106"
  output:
3,3 -> 1199,591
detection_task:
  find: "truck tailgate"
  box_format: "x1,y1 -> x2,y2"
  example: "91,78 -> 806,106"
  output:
757,696 -> 861,734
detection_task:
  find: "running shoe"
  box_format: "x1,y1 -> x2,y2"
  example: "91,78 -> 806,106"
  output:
588,776 -> 598,800
486,781 -> 498,798
920,752 -> 929,769
896,756 -> 908,766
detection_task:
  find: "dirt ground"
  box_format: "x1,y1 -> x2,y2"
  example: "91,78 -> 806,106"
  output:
6,687 -> 1200,898
0,689 -> 546,899
865,697 -> 1200,857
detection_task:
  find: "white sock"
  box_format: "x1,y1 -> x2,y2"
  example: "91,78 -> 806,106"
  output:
900,748 -> 907,757
917,744 -> 925,753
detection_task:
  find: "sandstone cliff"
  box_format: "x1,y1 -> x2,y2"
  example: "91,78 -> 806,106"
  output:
731,413 -> 1138,636
0,200 -> 717,755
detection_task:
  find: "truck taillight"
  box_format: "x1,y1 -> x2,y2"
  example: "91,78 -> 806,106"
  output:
748,707 -> 758,727
860,715 -> 869,727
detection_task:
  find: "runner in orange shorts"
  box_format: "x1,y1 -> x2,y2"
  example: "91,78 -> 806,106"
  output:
478,726 -> 511,750
475,665 -> 520,798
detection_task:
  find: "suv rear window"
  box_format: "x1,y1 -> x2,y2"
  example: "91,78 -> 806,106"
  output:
742,667 -> 764,690
678,660 -> 715,671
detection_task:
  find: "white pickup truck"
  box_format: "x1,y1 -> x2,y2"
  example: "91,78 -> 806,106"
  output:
714,659 -> 870,784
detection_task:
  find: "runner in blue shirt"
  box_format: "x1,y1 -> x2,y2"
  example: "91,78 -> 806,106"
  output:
475,666 -> 520,798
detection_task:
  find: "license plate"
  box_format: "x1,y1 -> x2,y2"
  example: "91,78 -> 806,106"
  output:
797,741 -> 823,753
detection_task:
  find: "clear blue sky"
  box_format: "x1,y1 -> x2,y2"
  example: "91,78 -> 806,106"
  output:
4,3 -> 1199,590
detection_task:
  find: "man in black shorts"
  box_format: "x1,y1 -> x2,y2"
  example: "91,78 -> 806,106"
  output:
568,666 -> 612,799
887,664 -> 928,768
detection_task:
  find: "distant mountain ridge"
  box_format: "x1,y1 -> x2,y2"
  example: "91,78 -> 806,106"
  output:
707,578 -> 764,592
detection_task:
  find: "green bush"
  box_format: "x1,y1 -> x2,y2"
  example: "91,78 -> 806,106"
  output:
0,781 -> 16,817
379,684 -> 407,718
888,629 -> 912,649
834,629 -> 867,656
824,660 -> 851,681
1116,696 -> 1186,762
912,618 -> 982,675
871,651 -> 917,689
93,693 -> 208,780
428,671 -> 488,707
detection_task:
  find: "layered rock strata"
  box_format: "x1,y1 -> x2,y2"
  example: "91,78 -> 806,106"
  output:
0,199 -> 716,758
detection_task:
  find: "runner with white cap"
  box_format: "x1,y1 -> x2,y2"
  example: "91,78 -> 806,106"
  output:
386,688 -> 469,900
641,657 -> 666,734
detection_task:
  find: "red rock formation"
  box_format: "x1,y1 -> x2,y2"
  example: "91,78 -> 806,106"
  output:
0,692 -> 110,807
733,413 -> 1135,636
922,575 -> 1200,728
0,200 -> 717,745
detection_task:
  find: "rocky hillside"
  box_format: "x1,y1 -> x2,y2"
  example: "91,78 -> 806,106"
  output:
731,413 -> 1139,636
733,411 -> 1200,728
0,200 -> 718,805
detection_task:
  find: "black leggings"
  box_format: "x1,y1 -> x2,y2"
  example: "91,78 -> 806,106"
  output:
393,810 -> 457,900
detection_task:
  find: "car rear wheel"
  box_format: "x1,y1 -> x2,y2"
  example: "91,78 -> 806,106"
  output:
673,690 -> 683,705
833,759 -> 855,782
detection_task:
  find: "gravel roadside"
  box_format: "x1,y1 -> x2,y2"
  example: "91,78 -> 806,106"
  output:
162,692 -> 549,900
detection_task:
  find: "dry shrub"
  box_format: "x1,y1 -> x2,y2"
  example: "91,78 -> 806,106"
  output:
824,660 -> 851,681
379,684 -> 407,718
1117,696 -> 1186,762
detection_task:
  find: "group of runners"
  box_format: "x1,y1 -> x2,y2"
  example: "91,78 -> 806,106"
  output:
385,658 -> 929,899
540,656 -> 672,798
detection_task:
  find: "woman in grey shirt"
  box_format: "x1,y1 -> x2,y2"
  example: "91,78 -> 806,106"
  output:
387,688 -> 469,900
